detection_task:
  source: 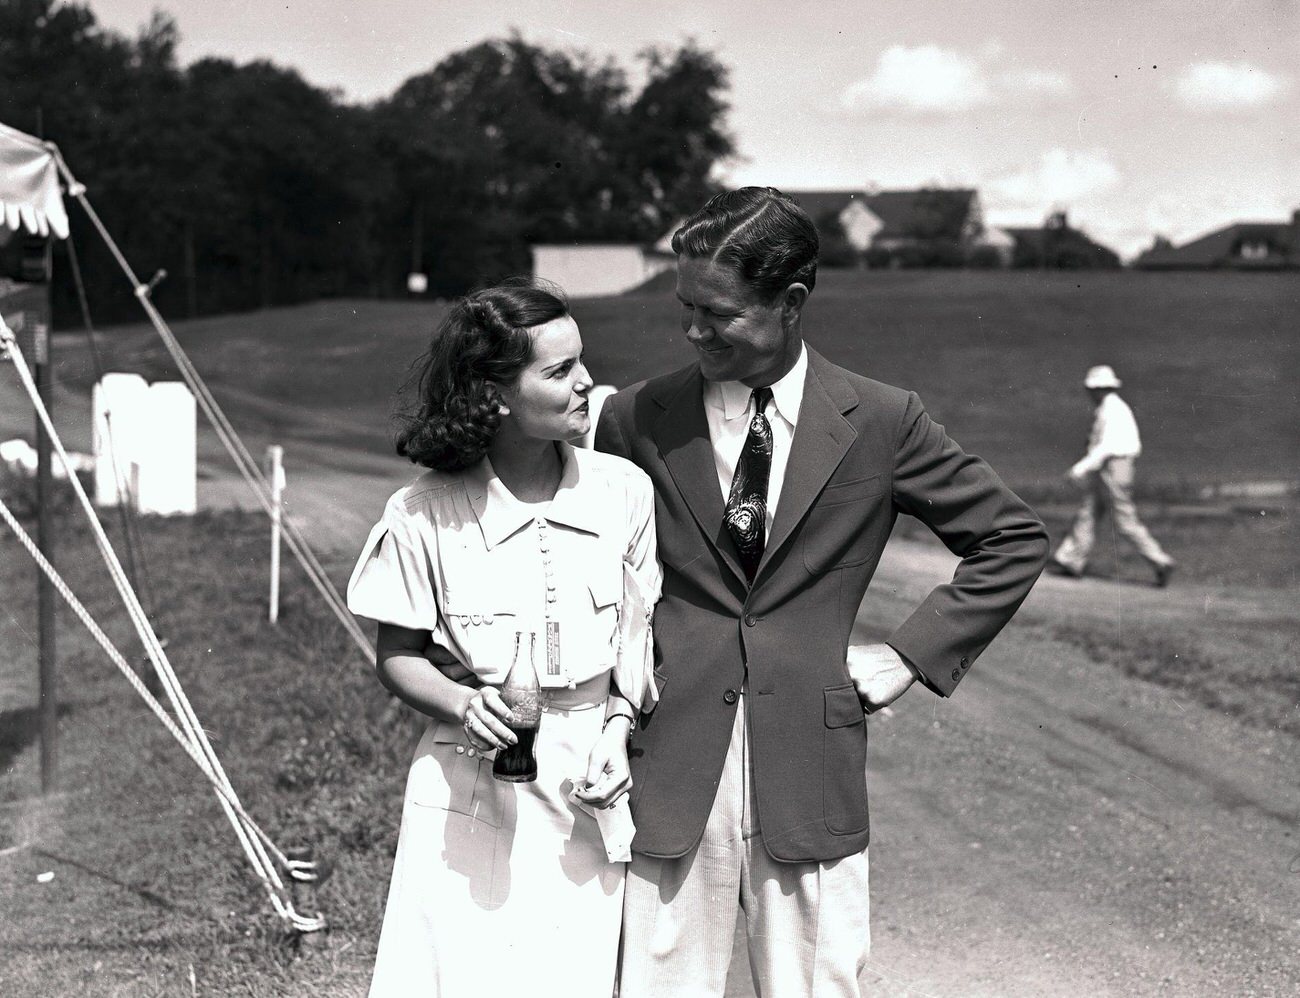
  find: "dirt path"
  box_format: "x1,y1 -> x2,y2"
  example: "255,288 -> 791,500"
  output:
832,543 -> 1298,996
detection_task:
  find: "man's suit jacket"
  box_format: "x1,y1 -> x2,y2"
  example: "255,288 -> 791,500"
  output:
595,347 -> 1049,863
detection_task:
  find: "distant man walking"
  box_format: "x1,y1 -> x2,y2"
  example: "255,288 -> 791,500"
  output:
1050,365 -> 1175,586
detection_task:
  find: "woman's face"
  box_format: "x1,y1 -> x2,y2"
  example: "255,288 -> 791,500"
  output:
497,315 -> 593,442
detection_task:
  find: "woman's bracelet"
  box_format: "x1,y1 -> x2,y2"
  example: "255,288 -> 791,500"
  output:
602,711 -> 636,735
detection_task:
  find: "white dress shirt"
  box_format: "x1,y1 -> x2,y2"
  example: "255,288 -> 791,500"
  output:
703,343 -> 808,540
1072,392 -> 1142,477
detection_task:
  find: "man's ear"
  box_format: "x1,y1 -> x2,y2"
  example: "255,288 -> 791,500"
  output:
781,283 -> 810,325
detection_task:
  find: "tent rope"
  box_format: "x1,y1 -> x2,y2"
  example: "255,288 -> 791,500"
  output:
0,494 -> 324,932
49,145 -> 373,662
63,229 -> 156,622
2,320 -> 325,933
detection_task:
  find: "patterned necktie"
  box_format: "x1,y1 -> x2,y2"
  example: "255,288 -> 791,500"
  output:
725,387 -> 774,584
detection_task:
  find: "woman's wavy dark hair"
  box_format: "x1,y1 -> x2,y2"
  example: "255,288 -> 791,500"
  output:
671,187 -> 819,302
395,278 -> 570,472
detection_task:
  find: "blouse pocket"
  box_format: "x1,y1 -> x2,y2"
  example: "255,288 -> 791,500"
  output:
588,562 -> 623,611
589,558 -> 624,661
406,720 -> 504,828
442,583 -> 520,676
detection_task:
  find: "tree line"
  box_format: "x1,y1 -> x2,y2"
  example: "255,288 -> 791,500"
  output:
0,1 -> 733,325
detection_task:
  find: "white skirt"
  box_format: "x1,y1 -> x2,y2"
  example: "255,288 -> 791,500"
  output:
369,681 -> 624,997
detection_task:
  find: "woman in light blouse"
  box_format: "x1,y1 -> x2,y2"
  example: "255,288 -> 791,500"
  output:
347,279 -> 660,997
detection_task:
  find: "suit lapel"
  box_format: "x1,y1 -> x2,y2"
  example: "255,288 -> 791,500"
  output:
651,367 -> 747,587
759,349 -> 859,577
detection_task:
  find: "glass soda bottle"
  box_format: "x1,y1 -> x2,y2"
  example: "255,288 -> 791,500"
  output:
493,631 -> 541,783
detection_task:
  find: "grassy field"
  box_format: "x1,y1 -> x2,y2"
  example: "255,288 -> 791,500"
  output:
22,269 -> 1299,496
1,504 -> 400,996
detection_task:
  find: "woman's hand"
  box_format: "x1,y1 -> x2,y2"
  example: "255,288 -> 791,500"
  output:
575,718 -> 633,808
460,687 -> 517,752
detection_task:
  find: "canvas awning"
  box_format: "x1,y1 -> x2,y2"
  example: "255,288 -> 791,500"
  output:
0,121 -> 69,239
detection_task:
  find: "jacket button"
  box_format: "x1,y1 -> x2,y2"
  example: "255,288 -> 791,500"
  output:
744,614 -> 758,627
455,745 -> 466,755
723,689 -> 738,704
960,657 -> 970,670
951,668 -> 962,682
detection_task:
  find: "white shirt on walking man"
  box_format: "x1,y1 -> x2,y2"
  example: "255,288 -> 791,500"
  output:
1052,365 -> 1176,586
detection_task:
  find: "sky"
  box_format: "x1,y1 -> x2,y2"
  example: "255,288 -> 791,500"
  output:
87,0 -> 1300,259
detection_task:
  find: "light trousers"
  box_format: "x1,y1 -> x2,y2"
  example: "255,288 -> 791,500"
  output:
619,694 -> 871,998
1054,456 -> 1172,573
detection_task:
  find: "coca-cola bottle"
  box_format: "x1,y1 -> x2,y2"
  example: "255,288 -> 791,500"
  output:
493,631 -> 541,783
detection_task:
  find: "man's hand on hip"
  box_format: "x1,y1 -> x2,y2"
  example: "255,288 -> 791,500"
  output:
846,643 -> 917,713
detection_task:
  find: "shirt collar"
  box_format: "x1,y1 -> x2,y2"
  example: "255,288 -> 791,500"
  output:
465,441 -> 599,549
714,341 -> 808,426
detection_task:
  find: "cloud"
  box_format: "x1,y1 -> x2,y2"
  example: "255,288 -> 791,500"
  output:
989,149 -> 1121,207
1174,61 -> 1289,111
997,68 -> 1074,100
840,45 -> 990,114
839,44 -> 1074,117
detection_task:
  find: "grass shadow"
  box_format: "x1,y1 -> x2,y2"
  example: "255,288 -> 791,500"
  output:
0,703 -> 74,774
32,847 -> 197,916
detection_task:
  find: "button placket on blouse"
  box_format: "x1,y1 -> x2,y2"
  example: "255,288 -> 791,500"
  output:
537,518 -> 574,690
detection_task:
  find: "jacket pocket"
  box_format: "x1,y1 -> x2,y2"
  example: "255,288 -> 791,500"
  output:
822,684 -> 869,834
818,473 -> 885,506
802,475 -> 889,572
406,720 -> 504,828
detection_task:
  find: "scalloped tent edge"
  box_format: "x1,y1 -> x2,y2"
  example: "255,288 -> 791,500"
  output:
0,121 -> 70,240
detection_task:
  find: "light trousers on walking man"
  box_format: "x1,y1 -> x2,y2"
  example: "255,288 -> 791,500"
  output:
1053,456 -> 1173,575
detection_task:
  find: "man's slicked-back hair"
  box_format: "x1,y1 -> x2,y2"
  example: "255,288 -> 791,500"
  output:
671,187 -> 819,302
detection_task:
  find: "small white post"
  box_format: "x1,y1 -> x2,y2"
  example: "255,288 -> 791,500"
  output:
92,372 -> 148,507
128,460 -> 141,513
267,445 -> 285,624
136,382 -> 197,516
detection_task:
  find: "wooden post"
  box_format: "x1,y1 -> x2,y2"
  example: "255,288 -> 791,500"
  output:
286,844 -> 329,951
33,306 -> 56,794
267,445 -> 284,624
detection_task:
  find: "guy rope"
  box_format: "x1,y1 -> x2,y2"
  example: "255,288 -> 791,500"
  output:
1,317 -> 325,934
47,144 -> 373,662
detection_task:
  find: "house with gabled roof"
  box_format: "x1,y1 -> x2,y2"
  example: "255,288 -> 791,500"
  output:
1000,212 -> 1120,269
1134,211 -> 1300,270
782,187 -> 986,266
782,190 -> 882,253
861,188 -> 984,250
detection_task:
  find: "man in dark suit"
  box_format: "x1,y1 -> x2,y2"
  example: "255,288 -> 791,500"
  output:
596,187 -> 1049,997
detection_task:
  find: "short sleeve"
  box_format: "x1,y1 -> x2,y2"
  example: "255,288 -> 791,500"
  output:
614,471 -> 662,711
346,502 -> 440,631
624,470 -> 663,601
